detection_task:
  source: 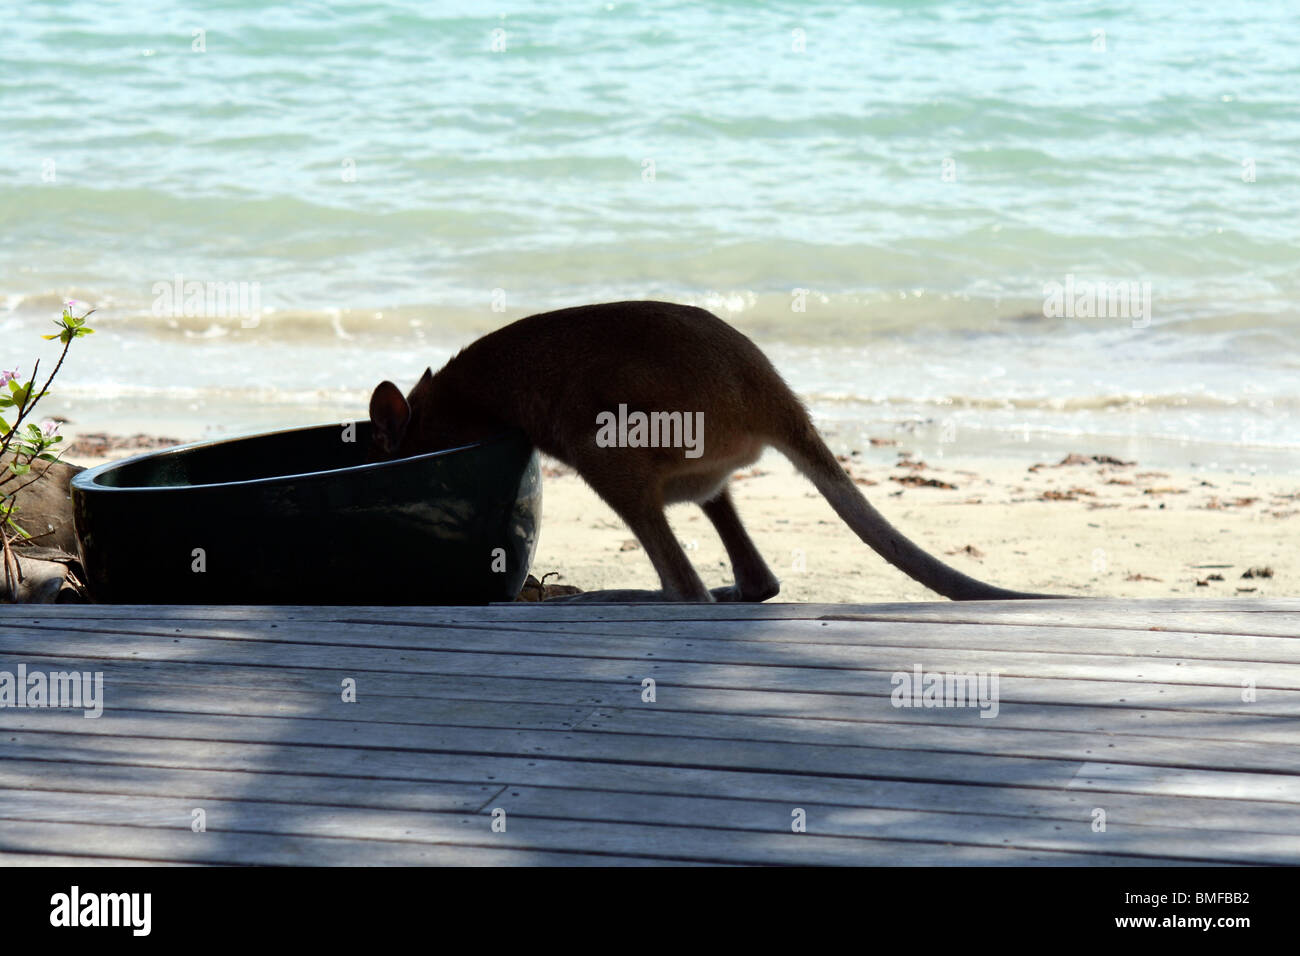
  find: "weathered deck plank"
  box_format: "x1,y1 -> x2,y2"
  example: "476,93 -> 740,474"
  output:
12,614 -> 1300,664
1,599 -> 1296,865
9,675 -> 1300,746
0,788 -> 1250,865
10,753 -> 1300,841
7,628 -> 1297,696
7,695 -> 1300,780
11,653 -> 1300,720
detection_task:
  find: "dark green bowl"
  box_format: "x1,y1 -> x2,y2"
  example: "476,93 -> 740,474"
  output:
69,422 -> 540,605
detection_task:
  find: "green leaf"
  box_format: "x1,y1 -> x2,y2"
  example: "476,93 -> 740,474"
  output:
8,462 -> 30,476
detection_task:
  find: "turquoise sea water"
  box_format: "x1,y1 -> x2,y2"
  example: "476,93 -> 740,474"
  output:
2,1 -> 1298,466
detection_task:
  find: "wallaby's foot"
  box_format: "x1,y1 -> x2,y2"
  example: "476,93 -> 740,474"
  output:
710,580 -> 780,603
543,588 -> 694,604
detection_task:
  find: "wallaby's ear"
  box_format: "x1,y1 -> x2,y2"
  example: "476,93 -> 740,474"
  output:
407,367 -> 436,407
368,380 -> 410,455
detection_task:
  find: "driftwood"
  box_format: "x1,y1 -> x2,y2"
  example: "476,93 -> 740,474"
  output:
1,453 -> 86,602
7,554 -> 69,603
515,573 -> 583,602
1,452 -> 84,554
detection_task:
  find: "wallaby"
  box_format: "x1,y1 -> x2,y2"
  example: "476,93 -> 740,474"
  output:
368,301 -> 1054,602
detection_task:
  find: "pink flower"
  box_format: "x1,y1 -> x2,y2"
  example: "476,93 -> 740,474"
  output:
0,369 -> 17,387
40,420 -> 59,438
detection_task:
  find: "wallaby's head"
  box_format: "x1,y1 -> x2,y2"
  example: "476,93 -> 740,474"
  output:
367,368 -> 444,461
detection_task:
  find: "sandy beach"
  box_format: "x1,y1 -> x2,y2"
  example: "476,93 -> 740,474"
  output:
60,424 -> 1295,603
528,450 -> 1295,603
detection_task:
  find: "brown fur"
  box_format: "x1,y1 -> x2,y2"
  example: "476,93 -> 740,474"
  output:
369,301 -> 1056,602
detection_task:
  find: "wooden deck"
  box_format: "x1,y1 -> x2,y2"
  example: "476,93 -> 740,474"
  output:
1,598 -> 1298,866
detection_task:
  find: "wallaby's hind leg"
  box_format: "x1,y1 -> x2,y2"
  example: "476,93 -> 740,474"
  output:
702,488 -> 780,602
546,466 -> 713,603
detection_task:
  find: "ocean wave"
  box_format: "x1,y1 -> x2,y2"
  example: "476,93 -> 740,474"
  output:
801,391 -> 1300,414
6,285 -> 1295,354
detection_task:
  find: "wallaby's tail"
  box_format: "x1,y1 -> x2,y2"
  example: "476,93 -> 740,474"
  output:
778,425 -> 1059,601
